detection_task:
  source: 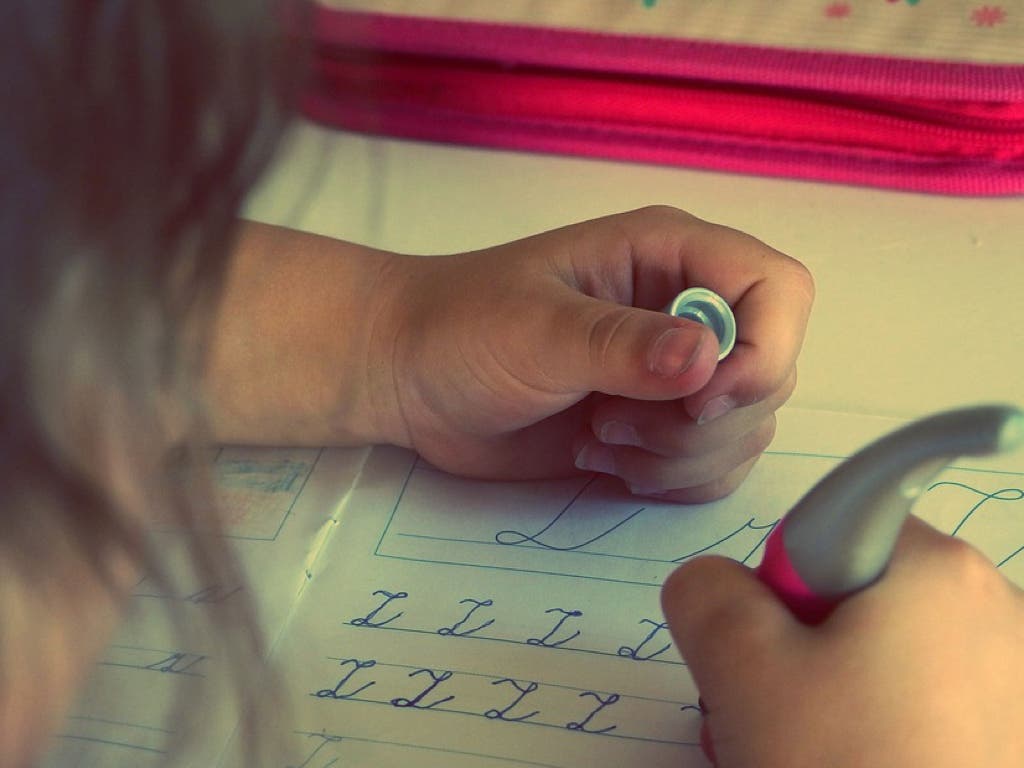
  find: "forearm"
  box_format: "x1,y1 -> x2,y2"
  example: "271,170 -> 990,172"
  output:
203,220 -> 406,447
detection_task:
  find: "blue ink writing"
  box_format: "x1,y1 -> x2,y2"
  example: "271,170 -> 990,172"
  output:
495,477 -> 648,551
527,608 -> 583,648
928,481 -> 1024,535
566,691 -> 621,734
349,589 -> 408,628
287,733 -> 343,768
928,481 -> 1024,567
390,668 -> 456,709
315,658 -> 377,700
437,598 -> 495,637
484,678 -> 540,722
672,518 -> 778,564
144,652 -> 206,676
133,577 -> 242,604
617,619 -> 671,661
184,584 -> 243,604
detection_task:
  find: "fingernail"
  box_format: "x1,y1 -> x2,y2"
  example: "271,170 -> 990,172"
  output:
574,441 -> 616,475
599,421 -> 639,446
648,327 -> 704,378
698,395 -> 736,425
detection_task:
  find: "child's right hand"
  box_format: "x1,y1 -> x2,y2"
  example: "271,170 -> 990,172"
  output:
661,515 -> 1024,767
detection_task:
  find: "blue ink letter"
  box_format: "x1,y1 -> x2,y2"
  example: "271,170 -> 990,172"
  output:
437,598 -> 495,637
390,668 -> 456,709
566,691 -> 620,734
314,658 -> 377,700
617,619 -> 671,661
527,608 -> 583,648
484,678 -> 540,722
348,589 -> 408,628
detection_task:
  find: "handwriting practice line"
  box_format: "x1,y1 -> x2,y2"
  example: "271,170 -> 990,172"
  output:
291,729 -> 568,768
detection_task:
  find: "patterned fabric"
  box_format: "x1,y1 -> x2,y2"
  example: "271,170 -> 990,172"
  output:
318,0 -> 1024,64
307,2 -> 1024,195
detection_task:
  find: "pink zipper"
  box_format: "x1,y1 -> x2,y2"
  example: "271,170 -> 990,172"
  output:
307,9 -> 1024,195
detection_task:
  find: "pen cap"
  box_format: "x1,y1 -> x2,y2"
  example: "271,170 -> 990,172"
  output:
664,288 -> 736,361
779,404 -> 1024,598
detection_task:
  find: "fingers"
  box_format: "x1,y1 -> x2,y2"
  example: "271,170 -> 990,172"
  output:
682,266 -> 813,423
661,556 -> 813,768
590,207 -> 806,497
531,206 -> 811,410
661,555 -> 799,704
580,207 -> 814,420
575,424 -> 771,500
591,368 -> 795,457
890,513 -> 971,562
664,519 -> 1024,767
533,287 -> 722,401
644,453 -> 763,504
572,368 -> 793,498
393,205 -> 811,488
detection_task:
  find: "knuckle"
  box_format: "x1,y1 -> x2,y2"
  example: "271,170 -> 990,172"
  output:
940,537 -> 1003,590
750,359 -> 799,409
622,455 -> 703,498
662,465 -> 752,504
731,349 -> 795,408
683,479 -> 742,504
635,204 -> 694,224
640,431 -> 769,502
782,256 -> 816,305
660,412 -> 707,458
704,468 -> 751,501
747,414 -> 778,457
754,366 -> 799,414
584,307 -> 633,370
779,366 -> 799,404
670,436 -> 706,460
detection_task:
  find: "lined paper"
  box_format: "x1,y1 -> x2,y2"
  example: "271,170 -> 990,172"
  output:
44,409 -> 1024,767
251,409 -> 1024,767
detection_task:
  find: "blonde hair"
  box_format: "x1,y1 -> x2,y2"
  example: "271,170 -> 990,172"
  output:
0,1 -> 307,763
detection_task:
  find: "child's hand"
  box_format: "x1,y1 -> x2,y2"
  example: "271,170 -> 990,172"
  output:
661,515 -> 1024,767
378,206 -> 813,496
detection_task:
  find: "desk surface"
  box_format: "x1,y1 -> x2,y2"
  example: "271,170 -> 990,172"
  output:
245,121 -> 1024,419
46,122 -> 1023,767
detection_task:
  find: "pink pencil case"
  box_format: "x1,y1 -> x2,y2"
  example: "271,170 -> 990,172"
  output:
305,2 -> 1024,196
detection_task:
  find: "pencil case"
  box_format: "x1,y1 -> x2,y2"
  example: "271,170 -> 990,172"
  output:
304,2 -> 1024,196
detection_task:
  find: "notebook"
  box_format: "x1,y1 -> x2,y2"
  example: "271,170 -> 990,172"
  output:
46,408 -> 1024,766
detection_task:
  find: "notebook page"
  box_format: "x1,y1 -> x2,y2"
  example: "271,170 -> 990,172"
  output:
43,446 -> 369,768
255,407 -> 1024,768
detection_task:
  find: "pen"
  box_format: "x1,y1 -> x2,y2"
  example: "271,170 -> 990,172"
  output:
757,403 -> 1024,623
664,287 -> 736,361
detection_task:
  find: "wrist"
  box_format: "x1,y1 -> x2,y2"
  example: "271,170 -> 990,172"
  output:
204,221 -> 415,448
338,249 -> 418,449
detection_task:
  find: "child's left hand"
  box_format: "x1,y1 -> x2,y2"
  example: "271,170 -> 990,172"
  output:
373,206 -> 813,500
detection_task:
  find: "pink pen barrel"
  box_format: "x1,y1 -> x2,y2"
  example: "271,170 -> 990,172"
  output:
757,520 -> 841,624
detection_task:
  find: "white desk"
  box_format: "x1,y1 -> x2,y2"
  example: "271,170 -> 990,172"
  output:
47,120 -> 1024,768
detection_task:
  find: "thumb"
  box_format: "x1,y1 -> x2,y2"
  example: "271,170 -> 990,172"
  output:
538,290 -> 719,400
661,555 -> 797,705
